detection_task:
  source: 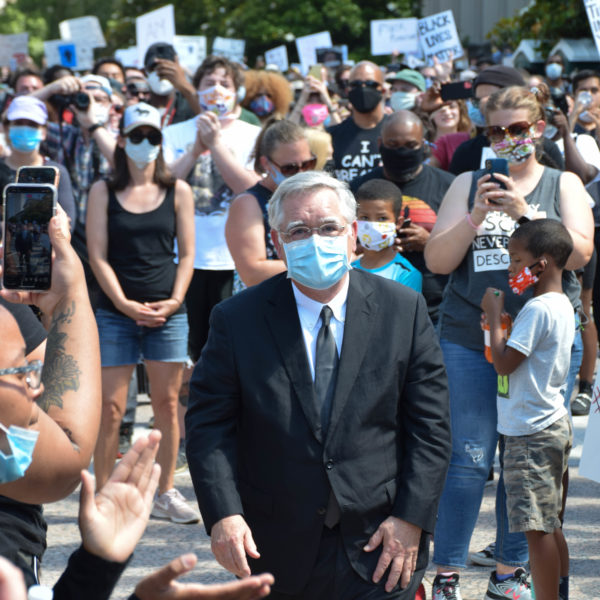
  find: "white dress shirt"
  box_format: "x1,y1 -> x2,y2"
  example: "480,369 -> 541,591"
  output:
291,277 -> 349,381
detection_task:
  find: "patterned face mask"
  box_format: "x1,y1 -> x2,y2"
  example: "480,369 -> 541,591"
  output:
491,129 -> 536,164
356,221 -> 397,251
508,262 -> 541,295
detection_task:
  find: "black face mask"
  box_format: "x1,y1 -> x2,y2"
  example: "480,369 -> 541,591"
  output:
348,86 -> 383,113
323,158 -> 336,175
380,144 -> 425,181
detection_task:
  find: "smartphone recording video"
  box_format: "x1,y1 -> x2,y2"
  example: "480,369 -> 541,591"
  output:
2,183 -> 57,291
16,166 -> 59,186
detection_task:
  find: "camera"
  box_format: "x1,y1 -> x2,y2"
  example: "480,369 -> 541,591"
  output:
48,91 -> 90,111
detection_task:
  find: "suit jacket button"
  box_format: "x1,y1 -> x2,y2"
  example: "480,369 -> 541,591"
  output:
326,460 -> 334,470
317,507 -> 326,515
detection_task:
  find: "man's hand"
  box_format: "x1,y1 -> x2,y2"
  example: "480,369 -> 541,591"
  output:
396,223 -> 430,253
79,430 -> 161,563
211,514 -> 260,578
363,517 -> 421,592
154,58 -> 191,93
134,553 -> 274,600
0,557 -> 27,600
197,112 -> 222,149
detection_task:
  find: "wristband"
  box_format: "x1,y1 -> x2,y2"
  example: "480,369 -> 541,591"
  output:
88,123 -> 103,134
465,212 -> 480,230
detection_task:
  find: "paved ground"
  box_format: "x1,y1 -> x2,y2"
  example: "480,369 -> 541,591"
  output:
40,398 -> 600,599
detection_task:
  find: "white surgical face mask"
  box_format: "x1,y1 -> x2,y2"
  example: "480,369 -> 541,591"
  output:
147,71 -> 174,96
93,105 -> 110,125
125,138 -> 160,169
390,91 -> 418,111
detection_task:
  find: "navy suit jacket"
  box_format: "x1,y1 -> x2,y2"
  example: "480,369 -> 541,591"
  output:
186,269 -> 451,594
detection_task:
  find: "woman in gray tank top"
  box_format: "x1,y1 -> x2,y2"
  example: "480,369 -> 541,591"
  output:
423,86 -> 594,599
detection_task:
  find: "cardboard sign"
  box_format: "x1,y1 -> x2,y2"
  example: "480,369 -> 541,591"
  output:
295,31 -> 332,74
173,35 -> 207,73
579,370 -> 600,483
585,0 -> 600,57
370,18 -> 419,56
0,33 -> 29,68
212,36 -> 245,62
136,4 -> 176,66
265,45 -> 288,72
115,47 -> 141,68
43,39 -> 93,70
418,10 -> 463,65
59,16 -> 106,49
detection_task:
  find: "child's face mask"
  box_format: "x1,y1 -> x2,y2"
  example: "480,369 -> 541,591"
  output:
508,261 -> 542,295
356,221 -> 397,251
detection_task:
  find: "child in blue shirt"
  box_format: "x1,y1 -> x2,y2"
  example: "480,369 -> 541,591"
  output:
352,179 -> 422,292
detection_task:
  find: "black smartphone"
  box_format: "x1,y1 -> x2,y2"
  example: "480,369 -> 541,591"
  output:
16,166 -> 59,186
2,183 -> 57,291
485,158 -> 509,204
440,81 -> 474,101
401,218 -> 412,228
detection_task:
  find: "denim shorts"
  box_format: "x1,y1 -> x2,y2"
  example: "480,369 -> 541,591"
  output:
503,414 -> 572,534
95,308 -> 189,367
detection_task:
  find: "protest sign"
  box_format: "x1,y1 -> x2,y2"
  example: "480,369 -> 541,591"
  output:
136,4 -> 176,65
370,18 -> 419,56
265,45 -> 288,72
59,16 -> 106,48
579,371 -> 600,483
295,31 -> 332,74
212,36 -> 245,62
316,47 -> 344,68
0,33 -> 29,68
418,10 -> 463,64
43,39 -> 93,70
115,47 -> 141,68
174,35 -> 207,72
585,0 -> 600,57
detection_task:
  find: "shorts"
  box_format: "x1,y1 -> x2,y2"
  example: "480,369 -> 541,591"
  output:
96,308 -> 189,367
503,414 -> 572,534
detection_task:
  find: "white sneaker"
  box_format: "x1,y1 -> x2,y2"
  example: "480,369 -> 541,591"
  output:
152,488 -> 200,524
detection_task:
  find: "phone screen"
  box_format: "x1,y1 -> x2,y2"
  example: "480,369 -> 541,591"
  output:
2,185 -> 55,290
17,166 -> 59,185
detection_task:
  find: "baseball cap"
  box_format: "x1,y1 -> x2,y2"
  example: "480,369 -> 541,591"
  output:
80,74 -> 112,98
144,42 -> 176,71
386,69 -> 426,92
123,102 -> 161,134
6,95 -> 48,125
473,65 -> 526,91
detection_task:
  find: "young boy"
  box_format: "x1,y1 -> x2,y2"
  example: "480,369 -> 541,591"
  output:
352,179 -> 422,292
481,219 -> 574,600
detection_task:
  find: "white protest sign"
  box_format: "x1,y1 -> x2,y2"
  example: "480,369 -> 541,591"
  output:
265,45 -> 288,72
418,10 -> 463,65
173,35 -> 207,72
295,31 -> 332,74
212,36 -> 245,62
115,47 -> 141,68
59,16 -> 106,48
43,39 -> 93,71
579,371 -> 600,483
0,33 -> 28,68
585,0 -> 600,57
136,4 -> 176,65
370,18 -> 419,56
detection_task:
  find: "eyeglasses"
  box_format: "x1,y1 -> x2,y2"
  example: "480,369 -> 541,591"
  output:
485,121 -> 534,143
126,83 -> 150,98
128,128 -> 162,146
268,155 -> 317,177
278,222 -> 347,243
349,80 -> 380,89
0,360 -> 43,390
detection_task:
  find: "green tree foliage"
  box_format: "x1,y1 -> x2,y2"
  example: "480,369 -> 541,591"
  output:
488,0 -> 590,55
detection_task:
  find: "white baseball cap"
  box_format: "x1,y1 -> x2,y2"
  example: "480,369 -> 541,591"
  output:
123,102 -> 161,134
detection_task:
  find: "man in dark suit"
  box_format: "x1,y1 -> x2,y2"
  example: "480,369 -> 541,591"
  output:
186,171 -> 451,599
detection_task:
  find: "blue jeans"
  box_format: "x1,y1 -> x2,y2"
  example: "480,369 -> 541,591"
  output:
433,340 -> 529,568
563,315 -> 583,411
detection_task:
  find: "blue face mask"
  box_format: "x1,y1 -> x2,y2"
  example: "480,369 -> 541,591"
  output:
467,100 -> 486,128
249,94 -> 275,117
0,423 -> 39,484
283,233 -> 351,290
9,126 -> 43,153
267,162 -> 286,186
545,63 -> 563,80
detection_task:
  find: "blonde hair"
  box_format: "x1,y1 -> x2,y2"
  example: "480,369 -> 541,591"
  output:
303,128 -> 332,170
483,86 -> 544,124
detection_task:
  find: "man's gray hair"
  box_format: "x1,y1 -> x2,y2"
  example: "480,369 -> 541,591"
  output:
267,171 -> 357,231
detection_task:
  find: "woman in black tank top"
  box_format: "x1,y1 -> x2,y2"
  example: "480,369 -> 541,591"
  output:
86,103 -> 198,524
226,119 -> 317,289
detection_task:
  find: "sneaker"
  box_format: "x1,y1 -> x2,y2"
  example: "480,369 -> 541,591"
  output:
469,542 -> 496,566
151,488 -> 200,524
174,439 -> 188,474
571,391 -> 591,416
432,573 -> 462,600
484,568 -> 532,600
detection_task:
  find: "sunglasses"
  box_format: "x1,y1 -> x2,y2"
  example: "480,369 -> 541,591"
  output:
349,80 -> 380,89
128,128 -> 162,146
269,155 -> 317,177
485,121 -> 534,144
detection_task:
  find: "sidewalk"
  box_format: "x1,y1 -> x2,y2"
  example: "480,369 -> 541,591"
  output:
40,400 -> 600,599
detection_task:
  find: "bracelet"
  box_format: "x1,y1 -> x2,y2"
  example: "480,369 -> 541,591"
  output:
465,212 -> 480,230
170,297 -> 182,306
88,123 -> 103,134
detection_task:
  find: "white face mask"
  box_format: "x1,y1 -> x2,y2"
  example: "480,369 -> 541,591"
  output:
357,221 -> 397,251
390,91 -> 418,112
147,70 -> 174,96
197,84 -> 236,118
125,138 -> 160,169
93,105 -> 110,125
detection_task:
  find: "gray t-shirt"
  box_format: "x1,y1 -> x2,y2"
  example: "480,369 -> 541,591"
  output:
498,292 -> 573,436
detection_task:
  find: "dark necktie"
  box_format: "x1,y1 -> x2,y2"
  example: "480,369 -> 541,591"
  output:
314,305 -> 339,434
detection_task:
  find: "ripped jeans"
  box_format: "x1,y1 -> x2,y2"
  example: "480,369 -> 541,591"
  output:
433,340 -> 529,568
